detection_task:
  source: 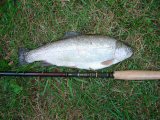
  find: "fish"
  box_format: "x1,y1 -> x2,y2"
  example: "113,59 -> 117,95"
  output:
19,32 -> 133,70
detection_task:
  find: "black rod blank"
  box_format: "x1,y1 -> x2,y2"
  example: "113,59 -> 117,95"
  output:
0,72 -> 113,78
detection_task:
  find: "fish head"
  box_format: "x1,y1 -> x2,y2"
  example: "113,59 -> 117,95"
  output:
114,41 -> 133,62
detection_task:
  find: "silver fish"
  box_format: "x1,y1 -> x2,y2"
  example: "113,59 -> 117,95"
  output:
19,34 -> 133,70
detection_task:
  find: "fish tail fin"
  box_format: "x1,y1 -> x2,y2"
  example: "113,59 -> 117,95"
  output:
18,48 -> 29,65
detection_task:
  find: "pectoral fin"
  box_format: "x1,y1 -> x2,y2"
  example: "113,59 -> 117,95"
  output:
101,59 -> 114,66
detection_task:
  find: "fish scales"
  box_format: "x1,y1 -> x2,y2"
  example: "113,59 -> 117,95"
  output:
20,35 -> 133,70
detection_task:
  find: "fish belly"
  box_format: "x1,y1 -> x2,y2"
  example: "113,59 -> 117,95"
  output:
42,46 -> 115,70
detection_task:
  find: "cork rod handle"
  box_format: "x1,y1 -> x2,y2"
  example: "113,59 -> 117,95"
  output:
114,71 -> 160,80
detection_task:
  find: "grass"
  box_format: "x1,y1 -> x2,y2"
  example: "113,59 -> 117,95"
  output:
0,0 -> 160,119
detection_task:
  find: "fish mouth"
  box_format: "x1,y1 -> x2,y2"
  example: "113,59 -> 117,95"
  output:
127,47 -> 133,58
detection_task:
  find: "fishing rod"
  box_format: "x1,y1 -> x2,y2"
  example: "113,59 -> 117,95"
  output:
0,71 -> 160,80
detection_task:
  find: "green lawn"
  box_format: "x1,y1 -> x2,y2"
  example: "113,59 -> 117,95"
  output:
0,0 -> 160,119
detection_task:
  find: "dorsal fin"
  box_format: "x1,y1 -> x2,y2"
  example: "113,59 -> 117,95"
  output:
63,32 -> 81,39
